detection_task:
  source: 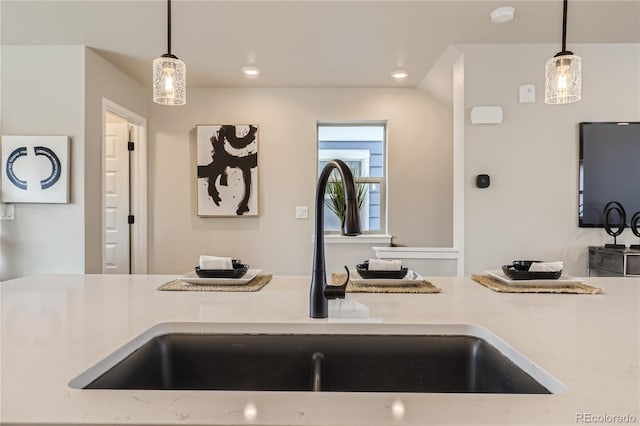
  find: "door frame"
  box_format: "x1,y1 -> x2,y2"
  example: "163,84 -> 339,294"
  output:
101,97 -> 148,274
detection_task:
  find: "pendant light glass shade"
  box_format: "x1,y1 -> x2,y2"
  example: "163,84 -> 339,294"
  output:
544,0 -> 581,105
153,0 -> 186,106
545,53 -> 581,104
153,54 -> 186,105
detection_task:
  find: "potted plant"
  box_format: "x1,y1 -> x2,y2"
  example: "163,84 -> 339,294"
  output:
325,170 -> 368,234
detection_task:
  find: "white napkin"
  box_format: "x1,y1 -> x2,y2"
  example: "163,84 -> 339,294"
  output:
367,259 -> 402,271
199,255 -> 233,270
528,261 -> 563,272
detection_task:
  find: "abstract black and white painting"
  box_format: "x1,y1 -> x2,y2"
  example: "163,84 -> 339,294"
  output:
1,135 -> 70,203
196,125 -> 258,216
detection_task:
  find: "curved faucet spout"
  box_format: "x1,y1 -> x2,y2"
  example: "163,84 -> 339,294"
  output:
310,159 -> 362,318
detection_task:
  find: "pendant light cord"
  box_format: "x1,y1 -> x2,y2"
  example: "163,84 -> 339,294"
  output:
167,0 -> 172,55
561,0 -> 568,52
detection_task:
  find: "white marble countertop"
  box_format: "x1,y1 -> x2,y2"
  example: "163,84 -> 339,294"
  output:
1,274 -> 638,425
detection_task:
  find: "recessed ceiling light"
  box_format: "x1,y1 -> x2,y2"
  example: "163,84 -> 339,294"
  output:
490,6 -> 515,23
391,70 -> 408,80
241,66 -> 260,77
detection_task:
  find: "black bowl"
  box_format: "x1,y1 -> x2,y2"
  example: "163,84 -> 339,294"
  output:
501,265 -> 562,280
356,261 -> 408,279
195,260 -> 249,278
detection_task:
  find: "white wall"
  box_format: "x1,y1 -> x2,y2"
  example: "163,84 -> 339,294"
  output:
461,44 -> 640,276
1,46 -> 85,280
0,46 -> 147,279
84,48 -> 147,273
6,43 -> 636,280
148,88 -> 452,275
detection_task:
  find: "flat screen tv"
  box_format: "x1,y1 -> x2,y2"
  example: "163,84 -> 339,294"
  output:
579,122 -> 640,227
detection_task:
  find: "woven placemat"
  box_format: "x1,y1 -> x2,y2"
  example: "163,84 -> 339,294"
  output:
471,274 -> 603,294
330,273 -> 441,294
157,274 -> 272,292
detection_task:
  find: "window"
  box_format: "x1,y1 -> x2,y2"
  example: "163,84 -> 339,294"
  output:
317,123 -> 386,233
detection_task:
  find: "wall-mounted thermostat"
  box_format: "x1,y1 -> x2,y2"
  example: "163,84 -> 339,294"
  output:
476,174 -> 491,188
470,106 -> 503,124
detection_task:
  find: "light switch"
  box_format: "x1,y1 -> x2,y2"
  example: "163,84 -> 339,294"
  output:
0,203 -> 14,220
295,206 -> 308,219
519,84 -> 536,103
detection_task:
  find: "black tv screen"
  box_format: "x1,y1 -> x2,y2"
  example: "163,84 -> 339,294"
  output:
579,122 -> 640,227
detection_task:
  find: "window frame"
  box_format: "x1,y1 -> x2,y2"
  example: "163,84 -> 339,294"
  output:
316,122 -> 387,235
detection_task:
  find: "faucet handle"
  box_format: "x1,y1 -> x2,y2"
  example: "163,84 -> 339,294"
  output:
324,265 -> 349,300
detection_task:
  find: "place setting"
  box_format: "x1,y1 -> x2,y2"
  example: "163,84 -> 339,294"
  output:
158,255 -> 272,292
331,259 -> 441,294
472,260 -> 603,294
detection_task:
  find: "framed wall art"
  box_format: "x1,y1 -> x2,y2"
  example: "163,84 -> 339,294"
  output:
196,125 -> 258,216
1,135 -> 70,203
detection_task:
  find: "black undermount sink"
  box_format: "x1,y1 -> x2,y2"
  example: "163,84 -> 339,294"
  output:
82,333 -> 550,394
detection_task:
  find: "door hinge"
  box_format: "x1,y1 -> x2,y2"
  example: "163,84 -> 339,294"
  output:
128,215 -> 135,224
127,141 -> 135,151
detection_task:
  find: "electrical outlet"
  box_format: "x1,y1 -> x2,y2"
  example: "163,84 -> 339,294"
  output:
295,206 -> 308,219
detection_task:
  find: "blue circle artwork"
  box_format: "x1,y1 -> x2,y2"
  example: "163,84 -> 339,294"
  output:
5,146 -> 62,191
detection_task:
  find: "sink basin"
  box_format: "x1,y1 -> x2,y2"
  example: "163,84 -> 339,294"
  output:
81,334 -> 547,393
70,323 -> 564,394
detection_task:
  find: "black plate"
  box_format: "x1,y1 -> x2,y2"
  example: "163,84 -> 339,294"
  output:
501,265 -> 562,280
195,260 -> 249,278
356,261 -> 408,279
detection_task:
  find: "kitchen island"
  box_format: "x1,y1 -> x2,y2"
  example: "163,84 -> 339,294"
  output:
1,274 -> 638,425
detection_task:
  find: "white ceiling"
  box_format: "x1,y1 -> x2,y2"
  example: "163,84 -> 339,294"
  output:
2,1 -> 639,89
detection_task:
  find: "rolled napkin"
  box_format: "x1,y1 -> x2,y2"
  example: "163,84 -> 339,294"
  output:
199,255 -> 233,270
367,259 -> 402,271
528,261 -> 564,272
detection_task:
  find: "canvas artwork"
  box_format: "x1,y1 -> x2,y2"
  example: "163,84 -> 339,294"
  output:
196,125 -> 258,216
1,135 -> 70,203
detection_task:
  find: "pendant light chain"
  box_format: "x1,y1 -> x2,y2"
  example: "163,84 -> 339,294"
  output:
167,0 -> 172,56
561,0 -> 568,53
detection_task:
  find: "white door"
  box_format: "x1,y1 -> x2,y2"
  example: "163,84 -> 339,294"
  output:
104,122 -> 130,273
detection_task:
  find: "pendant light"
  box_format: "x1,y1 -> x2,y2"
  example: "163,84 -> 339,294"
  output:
545,0 -> 581,104
153,0 -> 186,106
